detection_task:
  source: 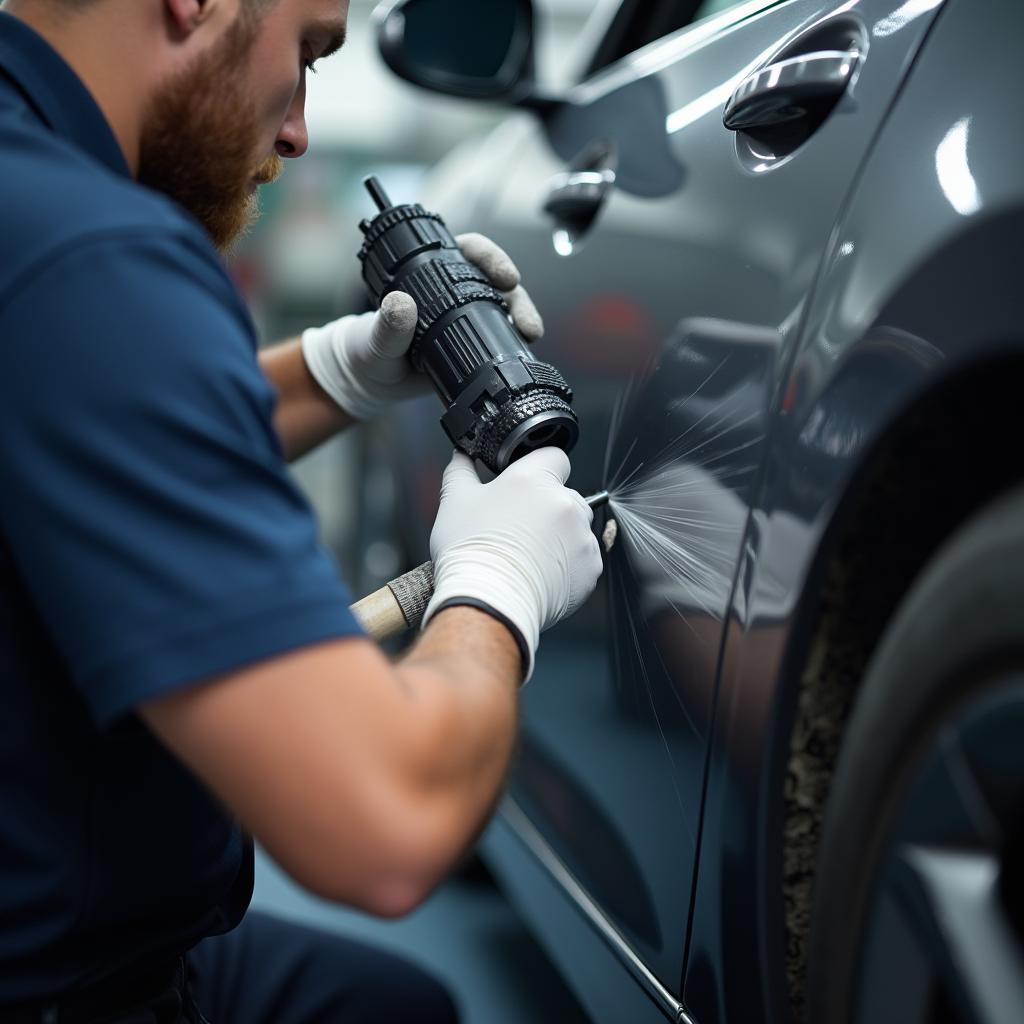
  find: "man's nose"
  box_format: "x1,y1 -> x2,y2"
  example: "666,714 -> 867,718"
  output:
276,90 -> 309,159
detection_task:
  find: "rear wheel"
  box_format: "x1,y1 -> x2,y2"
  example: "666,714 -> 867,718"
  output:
806,485 -> 1024,1024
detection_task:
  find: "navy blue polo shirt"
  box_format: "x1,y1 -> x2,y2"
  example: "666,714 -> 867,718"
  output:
0,12 -> 363,1002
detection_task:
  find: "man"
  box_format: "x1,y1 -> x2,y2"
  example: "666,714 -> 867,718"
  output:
0,0 -> 604,1020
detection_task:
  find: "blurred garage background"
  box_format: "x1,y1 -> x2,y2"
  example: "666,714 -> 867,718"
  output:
235,2 -> 599,1020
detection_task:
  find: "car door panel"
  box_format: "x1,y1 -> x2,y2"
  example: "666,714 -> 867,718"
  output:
438,0 -> 948,997
686,3 -> 1024,1020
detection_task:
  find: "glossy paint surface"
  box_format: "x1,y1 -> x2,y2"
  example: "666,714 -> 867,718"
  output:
395,0 -> 1024,1018
685,2 -> 1024,1020
435,0 -> 946,997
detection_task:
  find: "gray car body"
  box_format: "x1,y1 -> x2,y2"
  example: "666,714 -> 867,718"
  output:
390,0 -> 1024,1020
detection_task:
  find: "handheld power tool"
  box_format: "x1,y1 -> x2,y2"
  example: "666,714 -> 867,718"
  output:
350,179 -> 608,640
358,177 -> 579,474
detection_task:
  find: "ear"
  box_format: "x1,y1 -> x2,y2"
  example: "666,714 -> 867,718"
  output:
163,0 -> 218,35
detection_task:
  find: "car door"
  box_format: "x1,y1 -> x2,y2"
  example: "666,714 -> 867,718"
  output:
436,0 -> 948,999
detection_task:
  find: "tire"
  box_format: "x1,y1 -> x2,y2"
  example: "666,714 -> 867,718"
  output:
806,484 -> 1024,1023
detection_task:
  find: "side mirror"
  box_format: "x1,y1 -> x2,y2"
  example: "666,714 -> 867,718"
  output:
374,0 -> 546,106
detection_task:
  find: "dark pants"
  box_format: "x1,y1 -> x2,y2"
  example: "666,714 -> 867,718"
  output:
188,911 -> 459,1024
1,913 -> 459,1024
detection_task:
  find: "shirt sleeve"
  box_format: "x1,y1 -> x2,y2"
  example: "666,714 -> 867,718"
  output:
0,229 -> 364,725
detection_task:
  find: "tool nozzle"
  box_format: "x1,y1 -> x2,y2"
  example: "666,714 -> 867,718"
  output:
363,176 -> 394,214
586,490 -> 611,510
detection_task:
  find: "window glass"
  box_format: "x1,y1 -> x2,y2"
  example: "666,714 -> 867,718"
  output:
693,0 -> 747,19
586,0 -> 751,77
612,1 -> 705,61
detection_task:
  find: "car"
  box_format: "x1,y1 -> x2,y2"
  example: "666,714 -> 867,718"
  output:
368,0 -> 1024,1020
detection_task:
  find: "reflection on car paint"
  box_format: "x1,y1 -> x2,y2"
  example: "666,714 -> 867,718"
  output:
935,117 -> 981,217
590,318 -> 776,819
401,0 -> 965,1014
557,293 -> 660,375
666,75 -> 746,135
546,77 -> 685,200
514,733 -> 664,949
871,0 -> 943,39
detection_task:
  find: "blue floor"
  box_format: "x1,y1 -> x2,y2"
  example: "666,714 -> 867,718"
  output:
251,846 -> 592,1023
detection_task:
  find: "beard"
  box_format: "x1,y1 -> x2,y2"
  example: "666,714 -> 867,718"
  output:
138,13 -> 283,252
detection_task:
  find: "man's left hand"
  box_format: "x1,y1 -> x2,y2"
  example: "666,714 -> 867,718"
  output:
300,234 -> 544,423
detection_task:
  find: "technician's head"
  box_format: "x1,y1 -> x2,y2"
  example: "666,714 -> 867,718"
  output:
6,0 -> 348,248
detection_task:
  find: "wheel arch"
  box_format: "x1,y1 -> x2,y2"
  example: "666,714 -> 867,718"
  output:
683,1 -> 1024,1014
685,218 -> 1024,1024
770,317 -> 1024,1015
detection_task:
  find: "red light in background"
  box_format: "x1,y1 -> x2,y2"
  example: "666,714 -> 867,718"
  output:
555,294 -> 660,376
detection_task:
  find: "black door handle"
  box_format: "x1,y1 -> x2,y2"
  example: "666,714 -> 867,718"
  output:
543,168 -> 616,228
723,49 -> 860,133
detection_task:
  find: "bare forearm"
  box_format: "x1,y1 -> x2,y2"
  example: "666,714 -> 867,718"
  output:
260,339 -> 355,461
140,613 -> 520,917
392,607 -> 520,865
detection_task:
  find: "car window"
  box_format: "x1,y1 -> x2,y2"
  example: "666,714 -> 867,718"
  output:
693,0 -> 748,18
585,0 -> 750,77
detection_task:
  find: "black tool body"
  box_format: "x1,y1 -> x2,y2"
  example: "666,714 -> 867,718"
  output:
358,177 -> 579,474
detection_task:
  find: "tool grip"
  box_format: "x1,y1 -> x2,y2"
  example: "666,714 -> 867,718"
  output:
351,561 -> 434,641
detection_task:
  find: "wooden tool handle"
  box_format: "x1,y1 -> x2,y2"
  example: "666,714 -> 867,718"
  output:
351,561 -> 435,641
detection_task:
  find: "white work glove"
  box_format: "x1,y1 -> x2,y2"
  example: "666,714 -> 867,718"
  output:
422,448 -> 604,683
301,234 -> 544,423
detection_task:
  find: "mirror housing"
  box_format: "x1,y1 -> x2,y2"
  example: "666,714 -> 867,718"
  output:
374,0 -> 558,110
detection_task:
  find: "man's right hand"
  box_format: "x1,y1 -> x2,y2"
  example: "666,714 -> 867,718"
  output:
423,448 -> 604,682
